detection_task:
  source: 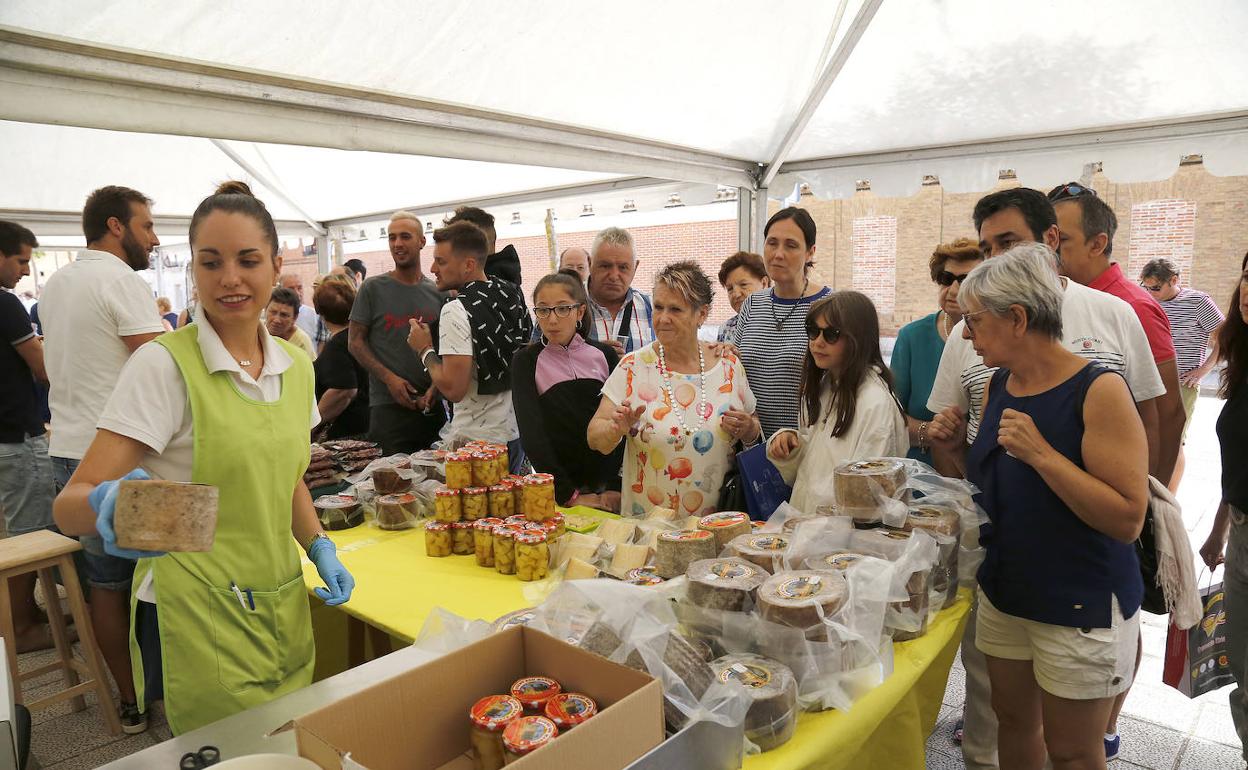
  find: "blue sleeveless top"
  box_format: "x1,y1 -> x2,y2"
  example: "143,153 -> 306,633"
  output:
967,363 -> 1143,628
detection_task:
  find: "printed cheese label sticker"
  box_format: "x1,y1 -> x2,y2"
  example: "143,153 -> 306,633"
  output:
749,535 -> 789,551
708,561 -> 754,580
777,575 -> 823,599
721,662 -> 772,688
661,529 -> 712,541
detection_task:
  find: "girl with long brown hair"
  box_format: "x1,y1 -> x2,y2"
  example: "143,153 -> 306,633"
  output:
767,291 -> 907,513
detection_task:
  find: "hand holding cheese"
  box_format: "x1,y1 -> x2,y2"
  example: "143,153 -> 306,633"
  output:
88,469 -> 167,560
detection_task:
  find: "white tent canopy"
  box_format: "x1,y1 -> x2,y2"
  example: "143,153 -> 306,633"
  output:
1,0 -> 1246,243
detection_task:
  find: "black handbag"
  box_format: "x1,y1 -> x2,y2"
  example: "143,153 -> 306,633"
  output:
717,444 -> 748,512
1136,497 -> 1167,614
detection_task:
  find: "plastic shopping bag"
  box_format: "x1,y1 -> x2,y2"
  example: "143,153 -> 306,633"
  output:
737,443 -> 792,521
1163,581 -> 1234,698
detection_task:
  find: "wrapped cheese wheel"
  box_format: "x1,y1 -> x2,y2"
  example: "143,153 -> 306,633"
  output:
781,513 -> 818,534
469,694 -> 523,770
434,487 -> 462,522
114,480 -> 218,552
852,528 -> 930,640
832,458 -> 907,524
727,532 -> 790,573
371,466 -> 410,495
655,529 -> 717,579
687,557 -> 767,611
375,492 -> 418,530
809,549 -> 877,573
697,511 -> 751,551
445,452 -> 473,490
711,654 -> 798,752
491,607 -> 535,633
904,503 -> 962,609
624,631 -> 714,733
312,494 -> 362,531
424,521 -> 452,557
757,570 -> 847,640
474,517 -> 502,567
564,557 -> 599,580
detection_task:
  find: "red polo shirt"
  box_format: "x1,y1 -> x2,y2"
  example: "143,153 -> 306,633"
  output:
1088,263 -> 1176,363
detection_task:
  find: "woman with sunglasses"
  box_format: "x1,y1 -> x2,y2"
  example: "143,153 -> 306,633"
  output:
767,291 -> 907,514
511,270 -> 624,511
891,238 -> 984,464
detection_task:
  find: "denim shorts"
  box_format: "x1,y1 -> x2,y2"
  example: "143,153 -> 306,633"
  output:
51,456 -> 136,592
0,434 -> 55,536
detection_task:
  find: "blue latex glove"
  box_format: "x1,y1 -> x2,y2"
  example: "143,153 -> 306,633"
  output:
308,536 -> 354,606
89,469 -> 168,560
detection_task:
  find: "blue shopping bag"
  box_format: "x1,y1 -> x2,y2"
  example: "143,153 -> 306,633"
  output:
736,443 -> 792,521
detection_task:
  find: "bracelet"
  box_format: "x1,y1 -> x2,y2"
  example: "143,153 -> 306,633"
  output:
918,421 -> 930,450
420,348 -> 436,368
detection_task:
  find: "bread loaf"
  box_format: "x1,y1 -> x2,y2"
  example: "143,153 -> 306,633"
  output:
114,480 -> 218,552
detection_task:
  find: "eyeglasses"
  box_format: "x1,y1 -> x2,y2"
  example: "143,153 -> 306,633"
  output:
961,308 -> 991,333
1047,182 -> 1099,203
805,323 -> 842,344
533,303 -> 583,319
936,270 -> 971,287
1139,282 -> 1164,293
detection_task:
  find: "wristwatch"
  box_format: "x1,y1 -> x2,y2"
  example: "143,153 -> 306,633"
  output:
306,532 -> 332,556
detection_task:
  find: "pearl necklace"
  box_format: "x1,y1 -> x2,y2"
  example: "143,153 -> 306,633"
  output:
657,341 -> 711,436
941,311 -> 953,339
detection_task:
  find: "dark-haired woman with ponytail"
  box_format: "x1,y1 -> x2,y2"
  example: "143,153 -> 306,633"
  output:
54,182 -> 354,734
730,207 -> 832,438
767,291 -> 908,513
511,270 -> 624,511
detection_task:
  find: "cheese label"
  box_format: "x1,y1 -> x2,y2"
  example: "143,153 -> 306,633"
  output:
776,575 -> 823,599
748,535 -> 789,551
700,512 -> 748,528
660,529 -> 713,542
823,552 -> 865,570
879,530 -> 911,541
720,662 -> 772,688
707,561 -> 755,580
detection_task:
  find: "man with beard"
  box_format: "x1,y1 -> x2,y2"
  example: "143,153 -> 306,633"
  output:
348,211 -> 446,454
38,185 -> 166,734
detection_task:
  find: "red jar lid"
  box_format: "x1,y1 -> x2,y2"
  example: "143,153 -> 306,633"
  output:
502,715 -> 558,754
544,692 -> 598,728
510,676 -> 561,709
470,694 -> 523,731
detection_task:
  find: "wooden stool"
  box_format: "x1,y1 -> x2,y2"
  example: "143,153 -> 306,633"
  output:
0,530 -> 121,735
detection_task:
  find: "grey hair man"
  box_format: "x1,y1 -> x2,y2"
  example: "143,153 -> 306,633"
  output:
558,246 -> 591,283
586,227 -> 653,355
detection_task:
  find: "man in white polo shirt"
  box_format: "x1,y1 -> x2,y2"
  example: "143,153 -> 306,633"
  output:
39,185 -> 165,734
925,187 -> 1163,770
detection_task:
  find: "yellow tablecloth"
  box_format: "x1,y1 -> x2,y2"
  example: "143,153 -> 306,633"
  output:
303,516 -> 969,769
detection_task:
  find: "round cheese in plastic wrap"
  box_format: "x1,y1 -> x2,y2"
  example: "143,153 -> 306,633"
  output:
686,557 -> 767,611
727,532 -> 790,573
757,570 -> 847,640
491,607 -> 536,633
711,654 -> 798,752
371,466 -> 411,495
809,549 -> 878,573
697,511 -> 751,550
852,528 -> 931,641
312,494 -> 362,531
375,492 -> 419,530
655,529 -> 717,579
832,458 -> 907,523
904,503 -> 961,609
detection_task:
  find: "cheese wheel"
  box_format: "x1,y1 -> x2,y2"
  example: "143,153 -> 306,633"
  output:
832,458 -> 907,522
726,532 -> 790,573
654,529 -> 717,578
851,528 -> 931,640
114,480 -> 218,552
757,570 -> 847,639
711,654 -> 798,752
312,494 -> 363,531
686,557 -> 767,611
371,466 -> 411,495
624,632 -> 713,733
697,511 -> 751,551
492,607 -> 536,633
904,503 -> 961,608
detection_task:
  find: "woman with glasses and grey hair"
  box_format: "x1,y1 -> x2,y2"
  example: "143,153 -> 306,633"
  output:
511,269 -> 624,512
929,242 -> 1149,770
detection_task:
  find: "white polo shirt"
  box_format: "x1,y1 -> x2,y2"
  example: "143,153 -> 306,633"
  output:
98,306 -> 319,484
39,249 -> 166,460
927,277 -> 1165,443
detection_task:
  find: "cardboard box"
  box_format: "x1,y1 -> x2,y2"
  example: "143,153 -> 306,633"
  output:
294,626 -> 665,769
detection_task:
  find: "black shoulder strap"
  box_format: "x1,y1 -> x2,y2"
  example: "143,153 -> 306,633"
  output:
618,296 -> 634,340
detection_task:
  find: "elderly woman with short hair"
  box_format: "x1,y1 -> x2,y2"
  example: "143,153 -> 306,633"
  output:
929,242 -> 1148,770
588,261 -> 759,517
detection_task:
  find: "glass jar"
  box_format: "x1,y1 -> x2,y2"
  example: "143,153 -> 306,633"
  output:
492,446 -> 509,480
493,525 -> 520,575
501,716 -> 558,763
488,484 -> 515,518
522,474 -> 556,522
451,521 -> 475,555
434,487 -> 463,522
424,521 -> 452,557
471,452 -> 500,487
543,514 -> 565,541
514,530 -> 550,582
469,694 -> 523,770
462,486 -> 490,521
544,692 -> 597,731
474,518 -> 502,567
445,452 -> 473,490
510,676 -> 562,714
509,476 -> 526,517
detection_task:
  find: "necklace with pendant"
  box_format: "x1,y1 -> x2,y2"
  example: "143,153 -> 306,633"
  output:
769,277 -> 810,331
237,358 -> 253,366
657,341 -> 711,435
942,311 -> 953,338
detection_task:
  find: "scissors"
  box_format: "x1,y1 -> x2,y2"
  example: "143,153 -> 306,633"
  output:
179,745 -> 221,768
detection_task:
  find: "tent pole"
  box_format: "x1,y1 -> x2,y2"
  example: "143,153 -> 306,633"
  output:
753,187 -> 769,255
736,188 -> 753,254
315,235 -> 330,273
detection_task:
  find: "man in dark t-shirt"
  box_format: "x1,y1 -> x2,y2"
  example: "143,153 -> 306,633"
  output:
0,220 -> 59,652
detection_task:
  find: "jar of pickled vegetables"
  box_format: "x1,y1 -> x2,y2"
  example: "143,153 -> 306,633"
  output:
445,452 -> 473,490
471,452 -> 500,487
451,521 -> 475,555
514,530 -> 549,582
543,513 -> 565,541
469,694 -> 523,770
510,676 -> 562,714
474,518 -> 502,567
434,487 -> 462,522
488,484 -> 515,518
462,486 -> 489,521
492,446 -> 509,480
522,474 -> 556,522
424,521 -> 452,557
494,525 -> 520,575
502,716 -> 558,762
544,692 -> 597,731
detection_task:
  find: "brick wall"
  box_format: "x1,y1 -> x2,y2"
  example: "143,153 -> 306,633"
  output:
1125,200 -> 1197,283
851,215 -> 898,314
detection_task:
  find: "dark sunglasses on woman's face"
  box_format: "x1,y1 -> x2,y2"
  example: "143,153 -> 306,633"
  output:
533,303 -> 583,319
805,323 -> 842,344
936,271 -> 971,287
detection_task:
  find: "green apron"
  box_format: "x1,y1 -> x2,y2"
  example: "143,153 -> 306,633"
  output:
129,324 -> 315,735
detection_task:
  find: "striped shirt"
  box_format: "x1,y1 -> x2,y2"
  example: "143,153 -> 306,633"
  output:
588,288 -> 654,354
732,286 -> 832,438
1159,288 -> 1224,376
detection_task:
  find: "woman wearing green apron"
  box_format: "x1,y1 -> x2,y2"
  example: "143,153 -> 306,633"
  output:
54,182 -> 355,735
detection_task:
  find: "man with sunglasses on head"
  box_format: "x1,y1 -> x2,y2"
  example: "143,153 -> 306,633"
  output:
926,186 -> 1164,769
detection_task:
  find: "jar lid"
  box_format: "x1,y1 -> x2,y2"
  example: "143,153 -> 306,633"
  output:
502,716 -> 558,754
435,487 -> 461,498
699,511 -> 749,528
313,494 -> 356,509
470,694 -> 524,730
493,524 -> 521,538
447,452 -> 471,462
510,676 -> 561,708
425,521 -> 450,532
463,486 -> 488,495
505,515 -> 529,525
475,517 -> 504,530
376,492 -> 417,505
544,692 -> 598,727
489,484 -> 511,493
525,473 -> 555,485
451,521 -> 474,530
515,530 -> 548,545
547,513 -> 564,525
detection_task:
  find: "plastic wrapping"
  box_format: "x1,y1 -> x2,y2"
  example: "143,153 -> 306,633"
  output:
686,558 -> 767,612
903,503 -> 961,609
831,458 -> 909,526
710,653 -> 798,752
851,527 -> 940,640
374,492 -> 422,530
756,570 -> 848,642
312,494 -> 363,531
726,531 -> 792,574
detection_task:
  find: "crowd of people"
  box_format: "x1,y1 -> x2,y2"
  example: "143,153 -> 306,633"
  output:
0,177 -> 1244,770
